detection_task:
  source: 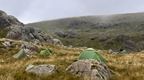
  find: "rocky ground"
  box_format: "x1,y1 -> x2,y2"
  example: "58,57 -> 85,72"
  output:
0,39 -> 144,80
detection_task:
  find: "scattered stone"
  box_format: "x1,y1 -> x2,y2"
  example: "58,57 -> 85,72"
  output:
108,49 -> 113,54
2,40 -> 13,48
68,45 -> 73,48
63,46 -> 67,49
21,42 -> 38,52
119,49 -> 127,54
32,39 -> 41,45
108,49 -> 128,54
25,64 -> 56,76
66,60 -> 111,80
53,38 -> 63,46
20,42 -> 39,57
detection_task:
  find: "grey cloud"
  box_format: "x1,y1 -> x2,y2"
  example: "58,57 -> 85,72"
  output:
0,0 -> 33,16
0,0 -> 144,23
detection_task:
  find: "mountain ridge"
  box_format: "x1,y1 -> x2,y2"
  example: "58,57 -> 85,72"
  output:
27,12 -> 144,24
27,12 -> 144,52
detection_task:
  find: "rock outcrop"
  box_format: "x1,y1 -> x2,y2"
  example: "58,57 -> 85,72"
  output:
66,60 -> 111,80
0,10 -> 23,28
6,26 -> 53,43
0,10 -> 55,44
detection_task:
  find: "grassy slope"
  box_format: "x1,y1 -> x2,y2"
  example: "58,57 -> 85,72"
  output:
0,39 -> 144,80
27,12 -> 144,51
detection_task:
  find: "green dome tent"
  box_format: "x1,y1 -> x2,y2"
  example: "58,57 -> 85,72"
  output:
39,48 -> 53,56
79,48 -> 107,63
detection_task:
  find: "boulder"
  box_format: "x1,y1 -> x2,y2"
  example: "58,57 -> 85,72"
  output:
21,42 -> 39,53
108,49 -> 113,54
53,38 -> 63,46
2,40 -> 13,48
66,60 -> 111,80
25,64 -> 56,76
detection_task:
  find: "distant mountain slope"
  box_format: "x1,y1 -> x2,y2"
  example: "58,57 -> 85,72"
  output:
27,12 -> 144,51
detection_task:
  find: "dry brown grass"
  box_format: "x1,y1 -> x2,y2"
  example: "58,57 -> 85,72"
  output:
105,51 -> 144,80
0,40 -> 144,80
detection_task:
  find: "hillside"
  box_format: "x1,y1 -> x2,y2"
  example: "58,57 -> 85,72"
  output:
27,12 -> 144,52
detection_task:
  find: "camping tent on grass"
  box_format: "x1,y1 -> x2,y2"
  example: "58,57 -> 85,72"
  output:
79,48 -> 107,63
13,49 -> 27,59
39,48 -> 53,56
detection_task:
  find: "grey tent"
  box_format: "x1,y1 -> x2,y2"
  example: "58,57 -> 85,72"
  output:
13,49 -> 27,59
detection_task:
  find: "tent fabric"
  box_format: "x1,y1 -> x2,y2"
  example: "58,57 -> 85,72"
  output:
39,48 -> 52,56
79,48 -> 107,63
13,49 -> 27,59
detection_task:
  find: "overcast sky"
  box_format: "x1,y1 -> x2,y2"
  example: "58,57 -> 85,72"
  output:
0,0 -> 144,23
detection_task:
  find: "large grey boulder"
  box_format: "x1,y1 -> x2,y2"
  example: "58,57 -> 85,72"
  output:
25,64 -> 56,76
66,60 -> 111,80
